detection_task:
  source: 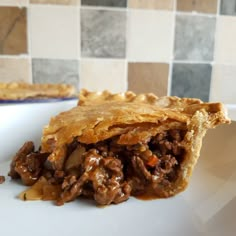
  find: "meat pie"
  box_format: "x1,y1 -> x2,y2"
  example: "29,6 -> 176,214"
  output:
9,90 -> 230,206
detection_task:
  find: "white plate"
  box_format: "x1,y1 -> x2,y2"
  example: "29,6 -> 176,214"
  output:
0,103 -> 235,236
226,104 -> 236,121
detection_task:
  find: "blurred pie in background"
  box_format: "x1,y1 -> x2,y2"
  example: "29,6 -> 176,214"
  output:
0,82 -> 76,101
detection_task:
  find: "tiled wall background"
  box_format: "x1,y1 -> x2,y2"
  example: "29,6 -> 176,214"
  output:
0,0 -> 236,103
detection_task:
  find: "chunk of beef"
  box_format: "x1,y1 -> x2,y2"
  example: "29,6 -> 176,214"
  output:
8,142 -> 49,186
57,149 -> 131,205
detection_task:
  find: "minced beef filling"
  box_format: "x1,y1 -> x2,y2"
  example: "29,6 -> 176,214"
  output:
9,129 -> 186,205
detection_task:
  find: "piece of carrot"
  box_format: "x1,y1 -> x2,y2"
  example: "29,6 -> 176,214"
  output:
147,155 -> 159,167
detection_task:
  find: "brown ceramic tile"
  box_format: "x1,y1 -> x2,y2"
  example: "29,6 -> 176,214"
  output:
30,0 -> 79,4
128,63 -> 169,96
177,0 -> 217,14
0,58 -> 31,83
0,7 -> 27,55
128,0 -> 174,10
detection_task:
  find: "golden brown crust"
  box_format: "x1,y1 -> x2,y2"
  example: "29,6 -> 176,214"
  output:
78,89 -> 203,107
0,82 -> 76,100
41,89 -> 230,197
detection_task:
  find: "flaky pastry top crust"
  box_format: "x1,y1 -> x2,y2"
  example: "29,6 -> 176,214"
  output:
78,89 -> 229,119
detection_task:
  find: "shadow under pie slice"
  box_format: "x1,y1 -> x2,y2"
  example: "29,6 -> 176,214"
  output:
9,90 -> 231,206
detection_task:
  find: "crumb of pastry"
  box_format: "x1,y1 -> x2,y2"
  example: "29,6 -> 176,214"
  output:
0,176 -> 5,184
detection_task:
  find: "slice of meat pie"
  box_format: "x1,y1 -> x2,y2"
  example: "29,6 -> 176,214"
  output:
9,90 -> 230,206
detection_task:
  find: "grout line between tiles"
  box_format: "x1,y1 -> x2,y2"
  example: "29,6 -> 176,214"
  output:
0,2 -> 28,7
208,64 -> 215,102
175,11 -> 217,18
29,57 -> 80,61
79,57 -> 126,62
209,0 -> 221,101
173,60 -> 213,64
77,58 -> 81,90
124,5 -> 128,91
28,56 -> 33,84
81,5 -> 127,12
124,8 -> 176,14
29,3 -> 78,8
77,3 -> 81,90
26,5 -> 33,83
0,55 -> 30,59
78,4 -> 81,60
11,55 -> 233,67
124,57 -> 128,92
217,0 -> 221,15
168,64 -> 173,96
212,0 -> 221,63
127,60 -> 171,63
167,0 -> 177,96
173,0 -> 177,18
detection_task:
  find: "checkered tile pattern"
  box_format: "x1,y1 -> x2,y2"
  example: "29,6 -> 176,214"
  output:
0,0 -> 235,103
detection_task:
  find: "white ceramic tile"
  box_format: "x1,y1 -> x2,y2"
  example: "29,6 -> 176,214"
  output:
210,65 -> 236,104
0,58 -> 31,83
214,16 -> 236,64
29,5 -> 79,59
80,59 -> 126,92
0,0 -> 28,6
127,10 -> 174,62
